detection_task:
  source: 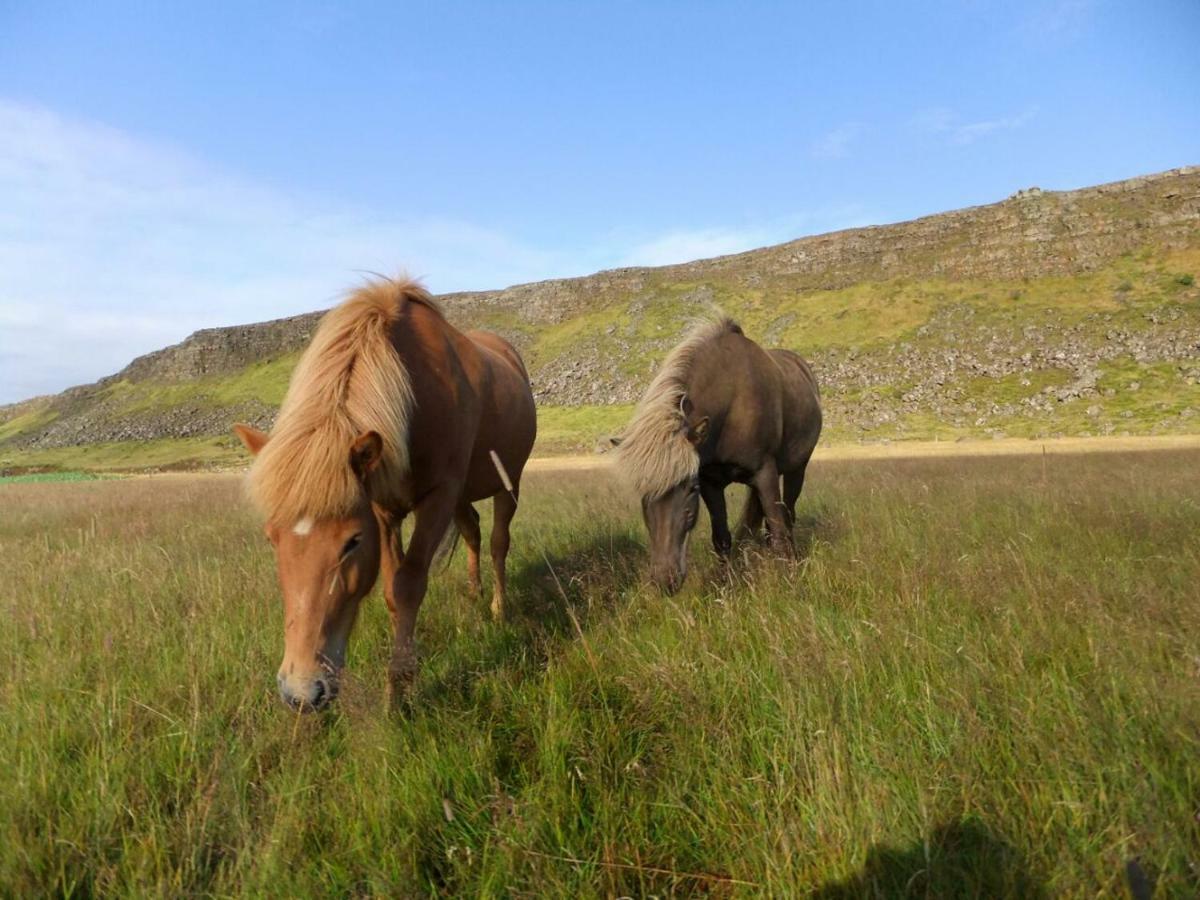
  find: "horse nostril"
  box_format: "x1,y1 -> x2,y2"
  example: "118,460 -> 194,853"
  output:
310,680 -> 326,708
278,675 -> 337,712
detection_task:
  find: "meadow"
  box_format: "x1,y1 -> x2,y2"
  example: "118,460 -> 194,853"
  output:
1,449 -> 1198,896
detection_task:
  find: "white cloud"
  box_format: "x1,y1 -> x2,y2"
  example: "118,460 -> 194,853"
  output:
0,100 -> 571,403
617,228 -> 775,268
810,123 -> 864,160
615,204 -> 883,269
950,111 -> 1037,145
913,106 -> 1037,146
1022,0 -> 1094,42
0,99 -> 885,404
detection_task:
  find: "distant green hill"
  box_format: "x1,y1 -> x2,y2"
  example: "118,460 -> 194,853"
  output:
2,167 -> 1198,472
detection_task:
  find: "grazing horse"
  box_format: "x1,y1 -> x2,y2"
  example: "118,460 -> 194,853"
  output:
614,317 -> 821,592
234,277 -> 536,711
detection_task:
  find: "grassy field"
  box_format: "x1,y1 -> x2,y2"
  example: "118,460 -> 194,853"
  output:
2,451 -> 1198,896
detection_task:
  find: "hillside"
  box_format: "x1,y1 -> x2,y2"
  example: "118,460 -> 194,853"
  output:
2,166 -> 1199,470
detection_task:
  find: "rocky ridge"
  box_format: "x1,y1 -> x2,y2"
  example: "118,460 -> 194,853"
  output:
3,166 -> 1199,452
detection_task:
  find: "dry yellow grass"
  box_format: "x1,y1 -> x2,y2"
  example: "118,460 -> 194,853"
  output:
526,433 -> 1200,473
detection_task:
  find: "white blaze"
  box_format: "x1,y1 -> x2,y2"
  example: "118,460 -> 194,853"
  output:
293,518 -> 314,536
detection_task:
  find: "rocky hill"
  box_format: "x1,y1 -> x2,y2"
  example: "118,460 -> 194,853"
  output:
3,166 -> 1199,466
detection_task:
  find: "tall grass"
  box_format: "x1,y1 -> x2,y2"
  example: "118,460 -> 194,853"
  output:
1,452 -> 1197,896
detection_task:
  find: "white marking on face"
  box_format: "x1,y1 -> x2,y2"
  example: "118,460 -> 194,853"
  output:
293,518 -> 314,537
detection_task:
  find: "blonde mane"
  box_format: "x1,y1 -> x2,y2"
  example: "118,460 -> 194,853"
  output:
247,277 -> 434,523
616,315 -> 739,498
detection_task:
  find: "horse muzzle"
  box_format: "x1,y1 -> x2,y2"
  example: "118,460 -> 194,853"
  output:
277,671 -> 338,712
652,564 -> 686,595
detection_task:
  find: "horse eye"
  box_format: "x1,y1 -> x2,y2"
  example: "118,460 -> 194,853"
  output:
341,533 -> 362,557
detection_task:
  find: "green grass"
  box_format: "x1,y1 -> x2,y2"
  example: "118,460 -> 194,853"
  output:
2,451 -> 1197,895
961,368 -> 1074,406
0,470 -> 104,484
534,404 -> 634,453
96,352 -> 302,415
0,436 -> 247,473
0,402 -> 58,443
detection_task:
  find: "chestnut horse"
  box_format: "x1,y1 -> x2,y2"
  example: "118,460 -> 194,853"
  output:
614,316 -> 821,592
234,277 -> 536,711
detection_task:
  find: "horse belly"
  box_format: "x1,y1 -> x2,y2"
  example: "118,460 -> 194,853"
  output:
463,363 -> 536,502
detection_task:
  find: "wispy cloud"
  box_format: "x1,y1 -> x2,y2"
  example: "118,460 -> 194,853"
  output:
0,100 -> 572,402
617,228 -> 775,268
809,123 -> 864,160
0,100 -> 885,404
913,106 -> 1038,146
615,204 -> 883,268
1022,0 -> 1095,43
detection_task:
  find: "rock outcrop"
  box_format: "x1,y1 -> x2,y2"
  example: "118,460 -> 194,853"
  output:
3,166 -> 1198,451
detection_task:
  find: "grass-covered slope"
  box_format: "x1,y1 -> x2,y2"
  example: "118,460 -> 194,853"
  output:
2,168 -> 1198,471
2,453 -> 1197,894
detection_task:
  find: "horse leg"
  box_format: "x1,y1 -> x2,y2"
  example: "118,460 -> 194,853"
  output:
454,503 -> 483,597
489,487 -> 519,622
700,478 -> 732,560
753,460 -> 793,557
781,458 -> 810,533
735,486 -> 765,543
388,487 -> 456,703
374,507 -> 406,636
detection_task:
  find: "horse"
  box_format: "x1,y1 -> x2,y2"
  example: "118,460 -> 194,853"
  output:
613,316 -> 821,592
233,277 -> 536,711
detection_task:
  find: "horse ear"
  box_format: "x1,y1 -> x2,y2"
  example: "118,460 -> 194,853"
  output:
686,416 -> 710,447
233,423 -> 268,456
349,431 -> 384,481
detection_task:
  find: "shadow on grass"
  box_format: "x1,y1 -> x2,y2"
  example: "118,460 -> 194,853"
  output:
792,510 -> 833,559
812,819 -> 1046,899
508,530 -> 647,632
410,531 -> 647,707
412,494 -> 838,709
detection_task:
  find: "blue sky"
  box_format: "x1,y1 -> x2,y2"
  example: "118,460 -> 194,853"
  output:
1,0 -> 1198,402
